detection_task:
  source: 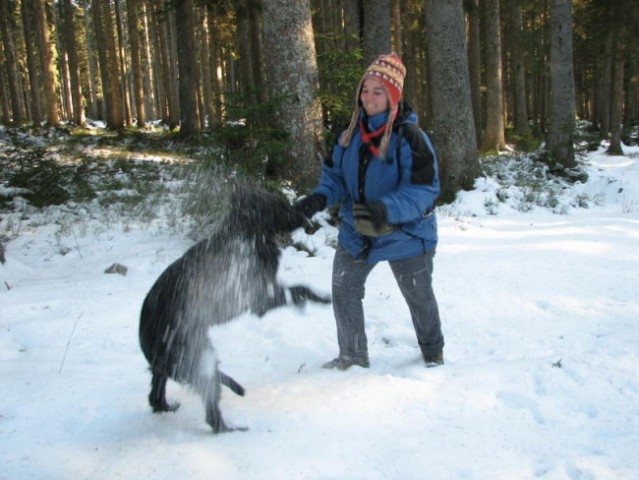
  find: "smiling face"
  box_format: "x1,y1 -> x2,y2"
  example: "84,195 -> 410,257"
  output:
360,77 -> 389,117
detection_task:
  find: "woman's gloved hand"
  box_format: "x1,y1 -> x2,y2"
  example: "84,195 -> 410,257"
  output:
353,202 -> 395,236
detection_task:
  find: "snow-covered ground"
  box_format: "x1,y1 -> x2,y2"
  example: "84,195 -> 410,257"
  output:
1,144 -> 638,480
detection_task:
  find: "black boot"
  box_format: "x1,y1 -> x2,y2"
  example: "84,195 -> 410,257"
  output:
423,351 -> 444,368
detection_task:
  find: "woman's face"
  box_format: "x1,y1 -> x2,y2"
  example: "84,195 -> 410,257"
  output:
360,77 -> 389,117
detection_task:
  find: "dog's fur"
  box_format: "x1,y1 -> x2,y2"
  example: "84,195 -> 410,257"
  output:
139,187 -> 330,433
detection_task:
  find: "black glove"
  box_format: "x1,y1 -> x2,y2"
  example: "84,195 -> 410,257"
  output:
295,193 -> 327,218
353,202 -> 394,236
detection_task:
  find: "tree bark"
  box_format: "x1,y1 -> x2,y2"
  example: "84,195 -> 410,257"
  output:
127,0 -> 147,127
362,0 -> 391,63
93,0 -> 124,129
34,0 -> 60,126
479,0 -> 506,151
425,0 -> 479,197
262,0 -> 324,189
508,0 -> 529,137
465,0 -> 482,145
606,27 -> 625,156
60,0 -> 85,126
0,0 -> 28,124
546,0 -> 576,168
175,0 -> 200,136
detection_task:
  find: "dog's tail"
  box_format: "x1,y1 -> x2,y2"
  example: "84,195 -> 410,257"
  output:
219,370 -> 245,396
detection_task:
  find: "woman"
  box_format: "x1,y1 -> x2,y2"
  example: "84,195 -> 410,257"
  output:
296,53 -> 444,370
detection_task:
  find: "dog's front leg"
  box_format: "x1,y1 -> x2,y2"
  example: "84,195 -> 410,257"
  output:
288,285 -> 331,306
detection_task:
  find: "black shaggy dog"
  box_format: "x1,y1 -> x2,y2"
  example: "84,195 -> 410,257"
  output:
139,186 -> 329,433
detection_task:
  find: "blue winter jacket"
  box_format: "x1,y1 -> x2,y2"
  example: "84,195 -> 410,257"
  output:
314,103 -> 440,264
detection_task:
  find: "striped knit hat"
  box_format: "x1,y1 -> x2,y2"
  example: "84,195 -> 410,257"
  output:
339,53 -> 406,158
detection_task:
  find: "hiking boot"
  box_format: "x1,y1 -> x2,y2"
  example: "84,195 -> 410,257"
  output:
322,356 -> 370,371
423,351 -> 444,368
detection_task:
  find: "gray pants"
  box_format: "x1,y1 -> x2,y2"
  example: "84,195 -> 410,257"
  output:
331,244 -> 444,361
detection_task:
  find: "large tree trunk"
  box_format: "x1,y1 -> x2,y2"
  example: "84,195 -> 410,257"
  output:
479,0 -> 506,152
0,0 -> 28,124
175,0 -> 200,136
33,0 -> 60,126
425,0 -> 479,198
362,0 -> 391,63
22,0 -> 44,124
262,0 -> 324,190
546,0 -> 576,168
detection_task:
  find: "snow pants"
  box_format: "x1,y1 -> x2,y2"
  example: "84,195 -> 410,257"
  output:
331,244 -> 444,362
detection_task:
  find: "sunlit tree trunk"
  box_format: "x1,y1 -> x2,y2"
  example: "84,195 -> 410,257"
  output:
262,0 -> 324,189
34,0 -> 60,126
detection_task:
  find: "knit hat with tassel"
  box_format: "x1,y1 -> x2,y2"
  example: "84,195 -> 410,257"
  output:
339,53 -> 406,158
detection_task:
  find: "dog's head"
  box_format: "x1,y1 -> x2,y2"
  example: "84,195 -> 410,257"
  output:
226,186 -> 307,236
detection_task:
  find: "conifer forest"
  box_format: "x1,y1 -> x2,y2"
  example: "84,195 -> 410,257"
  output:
0,0 -> 637,195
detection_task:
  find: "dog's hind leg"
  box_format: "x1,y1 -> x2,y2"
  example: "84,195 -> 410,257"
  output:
149,371 -> 179,412
196,348 -> 236,433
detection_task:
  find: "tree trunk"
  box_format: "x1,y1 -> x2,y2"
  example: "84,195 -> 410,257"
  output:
262,0 -> 324,189
546,0 -> 576,168
465,0 -> 482,145
206,4 -> 223,126
236,0 -> 257,104
425,0 -> 479,198
508,0 -> 529,137
115,0 -> 133,127
22,0 -> 44,124
127,0 -> 147,127
175,0 -> 200,136
60,0 -> 85,126
479,0 -> 505,151
362,0 -> 391,63
342,0 -> 362,56
0,0 -> 28,124
93,0 -> 124,129
34,0 -> 60,126
606,27 -> 625,156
